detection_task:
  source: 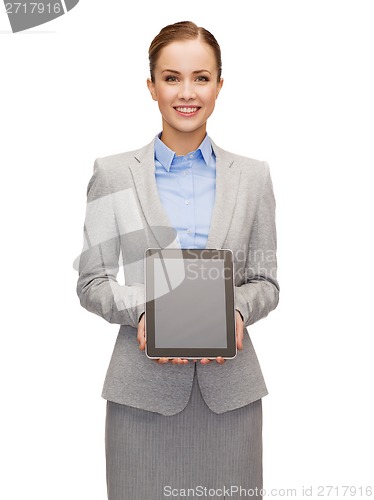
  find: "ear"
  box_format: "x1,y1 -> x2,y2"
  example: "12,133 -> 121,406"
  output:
216,78 -> 224,99
147,78 -> 158,101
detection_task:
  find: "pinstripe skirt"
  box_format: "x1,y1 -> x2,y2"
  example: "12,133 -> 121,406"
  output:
105,367 -> 263,500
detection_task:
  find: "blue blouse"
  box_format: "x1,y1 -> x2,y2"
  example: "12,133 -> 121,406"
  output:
154,131 -> 216,249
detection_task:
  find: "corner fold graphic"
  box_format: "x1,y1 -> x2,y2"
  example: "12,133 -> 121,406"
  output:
64,0 -> 79,11
4,0 -> 80,33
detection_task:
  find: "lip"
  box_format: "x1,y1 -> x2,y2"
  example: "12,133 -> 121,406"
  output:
173,106 -> 201,117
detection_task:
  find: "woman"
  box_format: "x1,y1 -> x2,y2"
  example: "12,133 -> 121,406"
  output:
77,21 -> 279,500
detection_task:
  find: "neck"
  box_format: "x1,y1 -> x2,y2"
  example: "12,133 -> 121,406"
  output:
160,122 -> 207,156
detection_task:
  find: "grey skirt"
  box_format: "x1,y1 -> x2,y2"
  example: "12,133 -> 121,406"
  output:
105,367 -> 263,500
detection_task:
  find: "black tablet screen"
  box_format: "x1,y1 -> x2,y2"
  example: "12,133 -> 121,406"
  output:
153,257 -> 228,348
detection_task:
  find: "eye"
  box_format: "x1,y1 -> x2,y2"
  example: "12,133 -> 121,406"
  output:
165,75 -> 178,82
196,76 -> 210,82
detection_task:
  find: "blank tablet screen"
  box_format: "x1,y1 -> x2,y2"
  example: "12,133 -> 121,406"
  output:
153,257 -> 227,348
145,248 -> 236,359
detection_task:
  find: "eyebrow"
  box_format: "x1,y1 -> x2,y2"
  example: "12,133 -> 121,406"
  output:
161,69 -> 212,75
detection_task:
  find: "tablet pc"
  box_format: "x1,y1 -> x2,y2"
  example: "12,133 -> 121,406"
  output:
144,248 -> 237,360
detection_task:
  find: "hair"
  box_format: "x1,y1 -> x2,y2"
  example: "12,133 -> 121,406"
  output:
148,21 -> 222,83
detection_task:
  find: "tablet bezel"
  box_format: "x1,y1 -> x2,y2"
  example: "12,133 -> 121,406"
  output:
144,248 -> 237,360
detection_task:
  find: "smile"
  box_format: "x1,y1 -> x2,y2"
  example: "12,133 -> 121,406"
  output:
174,106 -> 200,115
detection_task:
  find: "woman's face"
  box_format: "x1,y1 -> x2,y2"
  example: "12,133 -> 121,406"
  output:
147,39 -> 223,136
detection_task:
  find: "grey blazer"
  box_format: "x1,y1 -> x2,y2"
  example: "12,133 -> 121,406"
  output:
76,135 -> 280,416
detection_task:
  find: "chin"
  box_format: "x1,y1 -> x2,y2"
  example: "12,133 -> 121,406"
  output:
172,122 -> 206,134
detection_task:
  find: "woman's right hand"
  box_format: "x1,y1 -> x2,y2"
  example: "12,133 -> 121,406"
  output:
137,313 -> 222,365
137,313 -> 188,364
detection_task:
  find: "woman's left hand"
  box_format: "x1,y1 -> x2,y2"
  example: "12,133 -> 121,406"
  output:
197,309 -> 244,365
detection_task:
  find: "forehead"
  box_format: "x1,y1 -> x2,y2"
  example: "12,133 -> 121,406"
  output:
156,39 -> 216,71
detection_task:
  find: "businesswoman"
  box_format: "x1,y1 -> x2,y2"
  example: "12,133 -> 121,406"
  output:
76,21 -> 279,500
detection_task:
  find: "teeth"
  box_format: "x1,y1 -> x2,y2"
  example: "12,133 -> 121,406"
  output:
175,107 -> 198,113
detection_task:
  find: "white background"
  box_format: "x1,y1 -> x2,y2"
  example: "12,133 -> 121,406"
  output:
1,1 -> 374,499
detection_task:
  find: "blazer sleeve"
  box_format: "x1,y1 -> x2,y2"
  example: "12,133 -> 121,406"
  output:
76,159 -> 145,329
234,162 -> 280,327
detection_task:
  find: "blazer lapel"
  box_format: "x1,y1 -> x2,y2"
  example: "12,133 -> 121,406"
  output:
208,139 -> 242,249
128,136 -> 242,250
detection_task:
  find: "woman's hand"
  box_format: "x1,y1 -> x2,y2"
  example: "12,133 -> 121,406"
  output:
196,309 -> 244,365
137,313 -> 188,364
137,310 -> 244,365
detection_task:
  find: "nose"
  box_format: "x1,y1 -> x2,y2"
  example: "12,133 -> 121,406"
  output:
178,81 -> 197,101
